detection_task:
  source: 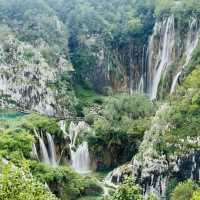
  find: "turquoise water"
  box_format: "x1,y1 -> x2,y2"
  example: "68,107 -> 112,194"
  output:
0,110 -> 26,120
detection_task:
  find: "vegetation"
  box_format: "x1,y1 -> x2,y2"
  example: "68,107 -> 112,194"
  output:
104,177 -> 143,200
88,93 -> 154,169
1,0 -> 200,199
0,163 -> 58,200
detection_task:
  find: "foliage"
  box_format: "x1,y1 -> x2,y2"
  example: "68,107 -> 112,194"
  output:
105,177 -> 143,200
171,180 -> 195,200
0,162 -> 58,200
0,128 -> 33,158
88,93 -> 153,169
30,161 -> 103,200
191,189 -> 200,200
165,178 -> 178,200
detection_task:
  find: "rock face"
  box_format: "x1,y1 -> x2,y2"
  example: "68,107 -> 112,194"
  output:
0,37 -> 73,116
146,15 -> 200,99
74,15 -> 200,96
131,104 -> 200,199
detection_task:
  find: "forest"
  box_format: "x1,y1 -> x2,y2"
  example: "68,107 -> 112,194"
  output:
0,0 -> 200,199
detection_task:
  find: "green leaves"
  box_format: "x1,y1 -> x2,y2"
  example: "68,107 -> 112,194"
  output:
0,163 -> 58,200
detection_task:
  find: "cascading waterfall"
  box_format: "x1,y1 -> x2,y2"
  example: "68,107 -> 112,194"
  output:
104,167 -> 122,187
31,143 -> 39,160
39,136 -> 50,164
32,129 -> 57,166
71,141 -> 90,173
170,71 -> 182,94
138,76 -> 144,92
47,133 -> 57,166
149,15 -> 175,100
170,17 -> 200,94
68,121 -> 91,174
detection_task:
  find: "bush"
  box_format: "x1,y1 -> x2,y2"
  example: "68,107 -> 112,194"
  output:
0,162 -> 58,200
106,177 -> 143,200
191,189 -> 200,200
171,180 -> 195,200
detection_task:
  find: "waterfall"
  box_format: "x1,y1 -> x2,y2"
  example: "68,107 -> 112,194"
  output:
59,120 -> 67,137
39,137 -> 50,164
71,141 -> 90,174
47,133 -> 57,166
104,166 -> 122,188
31,143 -> 39,160
68,121 -> 91,173
170,17 -> 200,94
170,71 -> 181,94
138,76 -> 144,92
33,128 -> 58,166
149,15 -> 175,100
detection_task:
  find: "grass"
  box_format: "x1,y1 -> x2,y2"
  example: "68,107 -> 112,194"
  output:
74,85 -> 104,107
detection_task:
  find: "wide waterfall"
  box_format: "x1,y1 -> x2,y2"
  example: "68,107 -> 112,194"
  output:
68,121 -> 91,174
148,15 -> 175,100
170,17 -> 200,94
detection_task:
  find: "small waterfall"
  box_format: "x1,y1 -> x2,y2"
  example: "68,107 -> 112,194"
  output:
39,136 -> 50,164
170,71 -> 181,94
68,121 -> 91,173
138,76 -> 144,92
59,120 -> 67,137
170,17 -> 200,94
47,133 -> 57,166
31,143 -> 39,160
149,15 -> 175,100
104,167 -> 122,187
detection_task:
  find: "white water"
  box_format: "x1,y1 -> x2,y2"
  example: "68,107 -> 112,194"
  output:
170,17 -> 200,94
71,141 -> 90,174
138,76 -> 144,92
59,120 -> 67,138
104,166 -> 122,188
170,71 -> 181,94
68,121 -> 91,173
31,143 -> 39,160
39,136 -> 50,164
47,133 -> 57,166
150,15 -> 175,100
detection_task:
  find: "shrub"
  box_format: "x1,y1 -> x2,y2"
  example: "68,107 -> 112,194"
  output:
0,162 -> 58,200
107,177 -> 143,200
171,180 -> 195,200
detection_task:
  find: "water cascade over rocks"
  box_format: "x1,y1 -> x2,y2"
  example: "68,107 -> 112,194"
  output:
32,129 -> 58,166
129,104 -> 200,199
148,15 -> 175,100
68,121 -> 91,174
170,17 -> 200,94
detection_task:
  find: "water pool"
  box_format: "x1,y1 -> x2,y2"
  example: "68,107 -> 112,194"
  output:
0,110 -> 26,120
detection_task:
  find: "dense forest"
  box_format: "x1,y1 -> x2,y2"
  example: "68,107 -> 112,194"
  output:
0,0 -> 200,199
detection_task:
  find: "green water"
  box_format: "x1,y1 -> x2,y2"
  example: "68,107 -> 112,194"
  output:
0,110 -> 26,120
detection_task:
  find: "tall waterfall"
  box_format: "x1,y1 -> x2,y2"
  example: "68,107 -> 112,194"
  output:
32,129 -> 57,166
170,17 -> 200,94
148,15 -> 175,100
39,137 -> 50,164
47,133 -> 57,166
68,121 -> 91,174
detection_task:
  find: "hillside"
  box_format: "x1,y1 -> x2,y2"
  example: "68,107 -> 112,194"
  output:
0,0 -> 200,200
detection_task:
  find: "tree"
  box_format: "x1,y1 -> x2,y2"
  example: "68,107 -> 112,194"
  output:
171,180 -> 195,200
108,177 -> 143,200
0,163 -> 58,200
